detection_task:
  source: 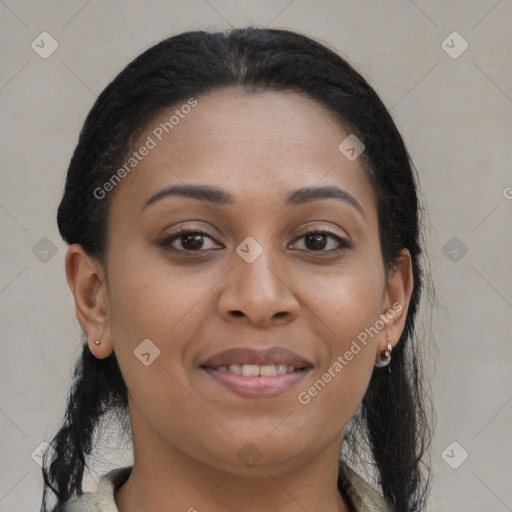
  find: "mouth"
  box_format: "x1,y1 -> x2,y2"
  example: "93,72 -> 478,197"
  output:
199,346 -> 313,398
205,363 -> 305,376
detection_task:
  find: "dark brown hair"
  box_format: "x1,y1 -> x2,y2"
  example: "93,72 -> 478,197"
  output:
42,27 -> 434,511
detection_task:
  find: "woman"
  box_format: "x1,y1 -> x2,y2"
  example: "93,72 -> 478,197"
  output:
41,27 -> 433,512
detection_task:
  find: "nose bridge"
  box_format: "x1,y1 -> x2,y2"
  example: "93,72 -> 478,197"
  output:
217,234 -> 300,325
239,239 -> 281,293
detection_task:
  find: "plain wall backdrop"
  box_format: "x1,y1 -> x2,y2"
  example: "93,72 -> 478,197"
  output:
0,1 -> 511,510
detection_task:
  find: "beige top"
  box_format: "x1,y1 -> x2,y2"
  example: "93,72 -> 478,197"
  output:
63,462 -> 392,511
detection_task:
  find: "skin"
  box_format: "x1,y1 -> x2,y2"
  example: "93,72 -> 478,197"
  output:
65,88 -> 413,512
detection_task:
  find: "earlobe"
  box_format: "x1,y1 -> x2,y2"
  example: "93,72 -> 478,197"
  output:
65,244 -> 114,359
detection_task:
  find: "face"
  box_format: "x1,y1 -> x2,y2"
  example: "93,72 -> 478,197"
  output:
70,88 -> 411,477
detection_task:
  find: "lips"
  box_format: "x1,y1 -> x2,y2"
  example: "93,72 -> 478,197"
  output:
200,346 -> 314,369
199,346 -> 313,398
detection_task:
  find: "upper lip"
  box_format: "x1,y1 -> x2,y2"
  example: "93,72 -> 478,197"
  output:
201,346 -> 314,368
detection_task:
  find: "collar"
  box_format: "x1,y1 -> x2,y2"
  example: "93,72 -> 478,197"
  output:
64,463 -> 391,511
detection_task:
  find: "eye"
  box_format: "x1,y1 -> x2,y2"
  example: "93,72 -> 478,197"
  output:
159,226 -> 351,255
159,227 -> 223,252
289,229 -> 351,253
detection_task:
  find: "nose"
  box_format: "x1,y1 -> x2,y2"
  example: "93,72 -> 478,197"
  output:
216,246 -> 300,327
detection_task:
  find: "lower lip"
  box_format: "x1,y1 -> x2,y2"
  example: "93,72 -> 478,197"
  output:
201,367 -> 311,398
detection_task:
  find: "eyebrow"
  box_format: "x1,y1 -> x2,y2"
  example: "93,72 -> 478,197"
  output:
142,184 -> 366,220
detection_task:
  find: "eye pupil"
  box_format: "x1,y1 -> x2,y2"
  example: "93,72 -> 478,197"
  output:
182,234 -> 204,250
163,229 -> 346,255
305,233 -> 327,251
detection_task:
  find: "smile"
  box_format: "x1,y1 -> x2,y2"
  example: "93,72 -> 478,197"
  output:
201,365 -> 311,398
213,363 -> 302,376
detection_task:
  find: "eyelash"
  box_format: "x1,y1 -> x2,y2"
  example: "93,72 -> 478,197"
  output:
158,226 -> 352,255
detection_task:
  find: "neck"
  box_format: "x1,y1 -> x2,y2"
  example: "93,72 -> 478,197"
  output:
115,416 -> 351,512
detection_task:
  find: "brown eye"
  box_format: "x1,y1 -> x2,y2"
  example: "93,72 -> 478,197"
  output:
159,229 -> 223,252
290,230 -> 351,253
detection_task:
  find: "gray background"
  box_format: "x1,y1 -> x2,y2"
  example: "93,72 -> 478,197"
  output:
1,1 -> 511,510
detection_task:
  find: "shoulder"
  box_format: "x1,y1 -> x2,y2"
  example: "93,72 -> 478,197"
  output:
339,461 -> 393,512
61,466 -> 132,512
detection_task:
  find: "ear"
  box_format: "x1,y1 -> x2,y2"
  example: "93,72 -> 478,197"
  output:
378,248 -> 414,353
65,244 -> 113,359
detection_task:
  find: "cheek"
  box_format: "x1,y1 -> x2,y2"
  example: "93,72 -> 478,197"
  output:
106,250 -> 229,396
295,277 -> 379,432
108,250 -> 218,340
305,261 -> 384,338
106,258 -> 213,439
296,262 -> 383,410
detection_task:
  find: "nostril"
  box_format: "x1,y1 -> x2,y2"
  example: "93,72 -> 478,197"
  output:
231,310 -> 244,317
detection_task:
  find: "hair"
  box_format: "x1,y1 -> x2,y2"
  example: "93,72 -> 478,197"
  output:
42,26 -> 435,511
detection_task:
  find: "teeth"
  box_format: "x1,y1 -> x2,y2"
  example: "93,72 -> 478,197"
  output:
229,364 -> 242,375
241,364 -> 260,377
259,365 -> 277,376
214,364 -> 300,376
276,364 -> 288,375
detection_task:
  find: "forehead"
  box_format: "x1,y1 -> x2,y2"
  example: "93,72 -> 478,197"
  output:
108,88 -> 377,221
